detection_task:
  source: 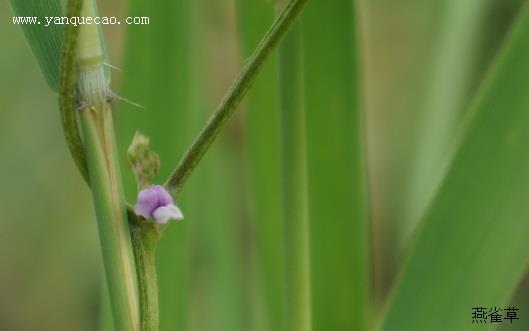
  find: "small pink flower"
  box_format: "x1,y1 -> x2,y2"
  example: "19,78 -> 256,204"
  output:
135,185 -> 184,224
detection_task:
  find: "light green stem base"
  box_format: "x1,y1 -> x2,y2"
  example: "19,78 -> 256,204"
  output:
80,102 -> 140,331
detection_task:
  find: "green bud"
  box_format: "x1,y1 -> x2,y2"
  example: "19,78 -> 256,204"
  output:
127,132 -> 160,189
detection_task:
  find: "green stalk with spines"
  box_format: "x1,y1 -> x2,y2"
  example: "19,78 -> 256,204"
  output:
277,19 -> 311,331
10,0 -> 140,328
9,0 -> 112,185
11,0 -> 310,329
8,0 -> 109,95
302,0 -> 368,330
74,0 -> 140,329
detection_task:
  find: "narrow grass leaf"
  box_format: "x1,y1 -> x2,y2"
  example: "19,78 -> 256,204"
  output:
302,1 -> 369,330
185,2 -> 243,330
186,149 -> 243,331
8,0 -> 63,91
236,1 -> 283,330
278,20 -> 311,331
380,4 -> 529,330
401,0 -> 495,249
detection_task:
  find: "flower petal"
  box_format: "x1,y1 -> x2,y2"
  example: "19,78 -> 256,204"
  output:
152,205 -> 184,224
135,185 -> 175,218
135,188 -> 160,218
152,185 -> 174,206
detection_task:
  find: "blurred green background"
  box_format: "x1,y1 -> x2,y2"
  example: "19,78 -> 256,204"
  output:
2,0 -> 529,330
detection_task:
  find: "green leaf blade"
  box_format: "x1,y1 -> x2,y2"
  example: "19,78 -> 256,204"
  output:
380,3 -> 529,330
302,1 -> 369,330
400,0 -> 496,248
9,0 -> 63,91
278,20 -> 311,331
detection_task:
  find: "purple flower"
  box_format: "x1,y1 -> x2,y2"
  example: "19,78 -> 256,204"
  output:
135,185 -> 184,224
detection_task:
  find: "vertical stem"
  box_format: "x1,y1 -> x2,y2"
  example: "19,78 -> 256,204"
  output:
80,102 -> 140,331
131,224 -> 160,331
277,20 -> 312,331
76,1 -> 139,329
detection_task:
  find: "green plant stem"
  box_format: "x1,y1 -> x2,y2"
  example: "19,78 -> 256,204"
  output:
60,0 -> 89,183
62,0 -> 140,329
277,21 -> 311,331
164,0 -> 308,197
131,223 -> 161,331
79,101 -> 140,331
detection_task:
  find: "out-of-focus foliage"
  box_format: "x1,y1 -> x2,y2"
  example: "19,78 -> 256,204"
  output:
400,0 -> 495,251
4,0 -> 529,330
380,3 -> 529,330
0,2 -> 99,330
236,1 -> 283,330
302,1 -> 368,330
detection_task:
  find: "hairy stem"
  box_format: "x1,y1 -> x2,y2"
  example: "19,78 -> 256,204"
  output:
60,0 -> 89,183
131,223 -> 161,331
164,0 -> 309,197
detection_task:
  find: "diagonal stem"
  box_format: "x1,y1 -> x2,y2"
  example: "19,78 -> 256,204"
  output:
164,0 -> 309,197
